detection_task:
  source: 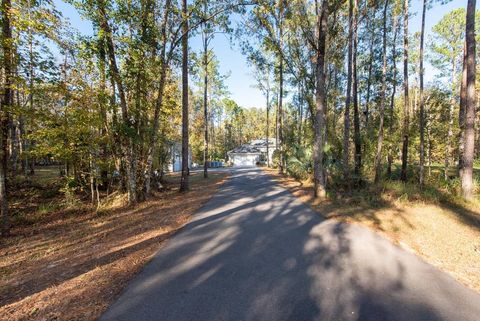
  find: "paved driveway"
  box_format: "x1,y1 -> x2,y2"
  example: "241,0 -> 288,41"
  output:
100,168 -> 480,321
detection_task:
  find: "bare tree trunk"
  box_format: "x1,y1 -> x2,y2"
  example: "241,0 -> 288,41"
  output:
179,0 -> 189,192
90,154 -> 96,205
427,109 -> 432,177
10,114 -> 17,177
203,33 -> 209,178
352,0 -> 361,180
461,0 -> 476,199
343,0 -> 353,182
419,0 -> 426,185
1,0 -> 12,236
445,60 -> 456,180
13,87 -> 21,176
26,5 -> 34,176
400,0 -> 409,182
387,15 -> 399,178
275,93 -> 278,151
97,31 -> 109,190
278,56 -> 284,173
278,0 -> 285,174
313,0 -> 328,198
374,0 -> 389,184
459,41 -> 467,179
19,114 -> 26,174
298,81 -> 303,146
266,86 -> 270,167
364,13 -> 375,129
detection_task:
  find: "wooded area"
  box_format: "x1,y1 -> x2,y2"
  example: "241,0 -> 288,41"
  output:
0,0 -> 478,237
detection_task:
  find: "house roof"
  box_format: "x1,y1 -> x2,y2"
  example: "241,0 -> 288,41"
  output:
228,144 -> 261,154
250,138 -> 276,147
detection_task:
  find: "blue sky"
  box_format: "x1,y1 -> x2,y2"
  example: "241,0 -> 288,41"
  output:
54,0 -> 467,109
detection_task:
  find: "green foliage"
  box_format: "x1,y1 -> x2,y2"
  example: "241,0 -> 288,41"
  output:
285,144 -> 312,180
60,177 -> 82,208
4,0 -> 480,218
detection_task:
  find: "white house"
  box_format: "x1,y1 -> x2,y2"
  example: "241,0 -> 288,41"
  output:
227,144 -> 262,166
250,138 -> 276,165
227,138 -> 277,167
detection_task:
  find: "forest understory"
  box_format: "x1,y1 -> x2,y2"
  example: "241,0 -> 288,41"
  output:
265,167 -> 480,293
0,167 -> 228,321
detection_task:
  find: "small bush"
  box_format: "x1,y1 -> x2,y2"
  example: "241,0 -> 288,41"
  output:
60,177 -> 82,208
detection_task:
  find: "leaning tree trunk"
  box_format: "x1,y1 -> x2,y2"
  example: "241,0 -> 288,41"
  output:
400,0 -> 409,182
179,0 -> 189,192
374,0 -> 389,184
461,0 -> 476,199
1,0 -> 12,236
419,0 -> 426,185
313,0 -> 328,198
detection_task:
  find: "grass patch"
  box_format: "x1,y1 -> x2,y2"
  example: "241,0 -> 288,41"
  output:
37,203 -> 62,215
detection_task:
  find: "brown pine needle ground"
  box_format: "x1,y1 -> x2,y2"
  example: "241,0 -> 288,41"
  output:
0,171 -> 229,321
264,168 -> 480,293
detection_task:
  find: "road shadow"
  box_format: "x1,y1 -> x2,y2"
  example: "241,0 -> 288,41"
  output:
100,168 -> 480,321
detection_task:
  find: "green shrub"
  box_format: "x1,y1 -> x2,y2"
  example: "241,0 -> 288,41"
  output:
60,176 -> 81,207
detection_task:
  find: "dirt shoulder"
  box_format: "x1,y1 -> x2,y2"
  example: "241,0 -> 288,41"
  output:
264,168 -> 480,293
0,171 -> 229,321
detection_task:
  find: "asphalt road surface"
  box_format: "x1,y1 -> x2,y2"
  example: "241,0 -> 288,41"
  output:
100,167 -> 480,321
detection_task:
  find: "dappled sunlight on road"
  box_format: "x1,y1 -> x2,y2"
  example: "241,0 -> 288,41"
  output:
101,168 -> 480,321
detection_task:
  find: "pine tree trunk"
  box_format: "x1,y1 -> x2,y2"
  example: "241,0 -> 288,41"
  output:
203,32 -> 209,179
374,0 -> 389,184
352,0 -> 361,180
278,56 -> 284,173
461,0 -> 476,199
10,114 -> 17,177
313,0 -> 328,198
26,7 -> 34,176
459,41 -> 467,179
278,1 -> 285,174
387,15 -> 399,178
343,0 -> 353,183
427,110 -> 432,177
98,33 -> 109,190
1,0 -> 12,236
419,0 -> 426,185
445,60 -> 456,180
364,13 -> 375,129
297,81 -> 303,146
400,0 -> 409,182
266,87 -> 270,167
179,0 -> 189,192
